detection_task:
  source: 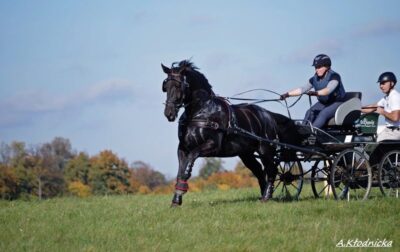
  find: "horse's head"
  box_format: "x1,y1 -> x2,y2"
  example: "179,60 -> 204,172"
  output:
161,63 -> 189,122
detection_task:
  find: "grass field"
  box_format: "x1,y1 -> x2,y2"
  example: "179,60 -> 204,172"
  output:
0,186 -> 398,251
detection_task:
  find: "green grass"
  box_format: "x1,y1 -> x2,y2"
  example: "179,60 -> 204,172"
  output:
0,187 -> 399,252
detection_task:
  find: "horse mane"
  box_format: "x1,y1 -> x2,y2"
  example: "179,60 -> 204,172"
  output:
172,60 -> 214,94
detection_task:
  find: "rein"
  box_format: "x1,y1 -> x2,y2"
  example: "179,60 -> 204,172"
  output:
222,88 -> 304,119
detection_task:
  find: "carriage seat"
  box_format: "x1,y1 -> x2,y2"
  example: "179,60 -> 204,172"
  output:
327,92 -> 362,126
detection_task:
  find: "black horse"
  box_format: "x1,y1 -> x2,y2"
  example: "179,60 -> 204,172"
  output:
162,60 -> 301,206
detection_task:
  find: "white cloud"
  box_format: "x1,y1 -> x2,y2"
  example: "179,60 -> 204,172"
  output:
283,39 -> 344,65
354,20 -> 400,38
77,79 -> 135,104
0,79 -> 136,127
281,19 -> 400,66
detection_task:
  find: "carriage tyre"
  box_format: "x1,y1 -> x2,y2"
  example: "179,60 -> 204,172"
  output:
330,149 -> 372,200
311,159 -> 333,198
378,150 -> 400,198
273,161 -> 303,201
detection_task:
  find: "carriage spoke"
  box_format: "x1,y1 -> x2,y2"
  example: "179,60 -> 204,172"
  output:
273,161 -> 303,200
284,184 -> 289,195
333,179 -> 342,185
278,164 -> 285,173
317,183 -> 329,196
312,176 -> 328,182
288,162 -> 296,172
342,156 -> 348,168
290,183 -> 299,191
332,149 -> 371,200
274,180 -> 282,191
379,150 -> 400,198
355,159 -> 366,170
281,184 -> 285,194
387,153 -> 399,167
311,160 -> 333,198
388,159 -> 394,167
353,188 -> 359,200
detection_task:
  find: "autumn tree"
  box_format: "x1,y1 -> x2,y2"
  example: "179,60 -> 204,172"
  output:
198,158 -> 225,179
0,142 -> 11,165
130,161 -> 167,193
9,141 -> 35,198
0,138 -> 74,199
0,142 -> 21,199
39,137 -> 74,171
27,154 -> 67,199
89,150 -> 131,195
64,152 -> 91,197
0,163 -> 19,200
0,138 -> 174,199
64,152 -> 91,185
26,137 -> 74,199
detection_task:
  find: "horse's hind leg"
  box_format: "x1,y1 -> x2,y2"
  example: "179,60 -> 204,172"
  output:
258,152 -> 277,201
239,153 -> 267,199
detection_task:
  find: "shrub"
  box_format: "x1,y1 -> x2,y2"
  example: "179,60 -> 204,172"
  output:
68,181 -> 92,198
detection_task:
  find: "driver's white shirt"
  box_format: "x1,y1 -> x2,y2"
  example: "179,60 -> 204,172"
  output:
377,89 -> 400,127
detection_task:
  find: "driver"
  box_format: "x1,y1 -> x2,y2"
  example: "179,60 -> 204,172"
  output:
280,54 -> 346,128
362,72 -> 400,141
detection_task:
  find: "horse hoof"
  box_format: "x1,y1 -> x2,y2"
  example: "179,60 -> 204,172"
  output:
259,197 -> 272,203
170,202 -> 181,207
171,193 -> 182,206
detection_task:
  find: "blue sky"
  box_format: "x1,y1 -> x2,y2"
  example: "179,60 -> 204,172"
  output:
1,1 -> 399,177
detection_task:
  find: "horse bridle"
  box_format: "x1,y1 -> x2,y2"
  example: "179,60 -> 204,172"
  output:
163,72 -> 189,110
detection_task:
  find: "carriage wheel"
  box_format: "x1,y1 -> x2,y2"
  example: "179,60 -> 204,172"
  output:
378,150 -> 400,198
311,159 -> 333,198
273,161 -> 303,201
330,149 -> 372,200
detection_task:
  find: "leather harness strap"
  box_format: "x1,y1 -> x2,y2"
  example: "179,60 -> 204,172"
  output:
184,96 -> 235,132
188,119 -> 221,130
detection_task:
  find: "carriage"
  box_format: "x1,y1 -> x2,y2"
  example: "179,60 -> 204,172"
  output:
266,91 -> 400,201
161,60 -> 399,205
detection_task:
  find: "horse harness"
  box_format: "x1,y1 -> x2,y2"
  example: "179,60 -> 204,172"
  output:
181,96 -> 235,131
164,70 -> 277,142
163,73 -> 189,110
181,96 -> 278,142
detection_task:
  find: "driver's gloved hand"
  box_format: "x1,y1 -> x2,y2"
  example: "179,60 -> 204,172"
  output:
307,91 -> 318,96
280,92 -> 289,100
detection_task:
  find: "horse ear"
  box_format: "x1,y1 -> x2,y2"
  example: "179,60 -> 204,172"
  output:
161,64 -> 170,74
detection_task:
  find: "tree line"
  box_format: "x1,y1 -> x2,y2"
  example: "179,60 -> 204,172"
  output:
0,137 -> 257,200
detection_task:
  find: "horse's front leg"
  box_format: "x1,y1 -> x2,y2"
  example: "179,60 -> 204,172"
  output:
171,137 -> 221,206
171,146 -> 189,206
